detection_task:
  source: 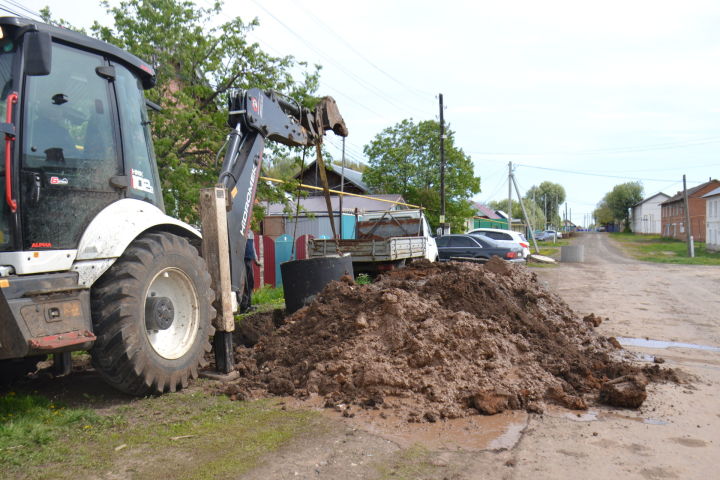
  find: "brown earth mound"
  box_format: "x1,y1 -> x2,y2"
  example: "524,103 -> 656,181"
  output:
223,259 -> 679,420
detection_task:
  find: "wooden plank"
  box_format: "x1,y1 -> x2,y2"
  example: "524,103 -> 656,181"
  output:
199,187 -> 235,333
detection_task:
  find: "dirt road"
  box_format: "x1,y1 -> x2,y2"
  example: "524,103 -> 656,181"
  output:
515,232 -> 720,479
247,232 -> 720,480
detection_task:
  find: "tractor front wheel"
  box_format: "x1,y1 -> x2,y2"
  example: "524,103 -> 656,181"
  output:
90,232 -> 215,395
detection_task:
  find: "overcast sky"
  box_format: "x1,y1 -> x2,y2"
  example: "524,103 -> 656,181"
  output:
15,0 -> 720,227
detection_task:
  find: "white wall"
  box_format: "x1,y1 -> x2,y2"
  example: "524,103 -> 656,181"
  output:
707,196 -> 720,251
631,195 -> 667,234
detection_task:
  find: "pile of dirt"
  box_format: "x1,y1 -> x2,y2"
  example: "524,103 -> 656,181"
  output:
223,259 -> 679,421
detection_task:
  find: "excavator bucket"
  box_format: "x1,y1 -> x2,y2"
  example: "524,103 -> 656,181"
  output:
314,96 -> 348,137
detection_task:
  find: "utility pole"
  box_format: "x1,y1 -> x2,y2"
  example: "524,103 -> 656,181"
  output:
439,93 -> 448,235
508,162 -> 513,229
544,195 -> 548,228
510,172 -> 540,254
564,202 -> 568,231
683,174 -> 694,257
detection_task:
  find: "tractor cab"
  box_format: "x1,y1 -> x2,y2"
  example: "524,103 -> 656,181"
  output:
0,17 -> 162,270
0,18 -> 214,394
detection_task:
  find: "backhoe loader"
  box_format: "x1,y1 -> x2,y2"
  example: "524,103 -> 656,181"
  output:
0,16 -> 347,394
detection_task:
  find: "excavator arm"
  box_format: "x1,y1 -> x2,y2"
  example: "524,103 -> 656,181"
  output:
216,88 -> 348,308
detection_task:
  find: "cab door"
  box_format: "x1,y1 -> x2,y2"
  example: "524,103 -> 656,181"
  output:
21,42 -> 121,250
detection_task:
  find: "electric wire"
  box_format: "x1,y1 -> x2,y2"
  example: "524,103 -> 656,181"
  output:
248,0 -> 435,118
0,3 -> 24,18
3,0 -> 42,19
514,163 -> 707,184
292,2 -> 435,100
469,136 -> 720,157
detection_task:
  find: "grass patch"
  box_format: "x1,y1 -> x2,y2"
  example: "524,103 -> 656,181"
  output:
235,285 -> 285,319
610,233 -> 720,265
252,285 -> 284,306
1,391 -> 316,480
0,392 -> 108,470
532,238 -> 570,257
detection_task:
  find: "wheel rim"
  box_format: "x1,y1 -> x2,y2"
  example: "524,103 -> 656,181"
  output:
144,267 -> 200,360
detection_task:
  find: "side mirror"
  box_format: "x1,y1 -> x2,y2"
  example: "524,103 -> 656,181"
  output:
23,31 -> 52,76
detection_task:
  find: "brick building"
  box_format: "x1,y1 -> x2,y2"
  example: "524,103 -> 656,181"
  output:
660,179 -> 720,242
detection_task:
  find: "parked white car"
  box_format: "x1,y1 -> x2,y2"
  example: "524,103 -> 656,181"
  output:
467,228 -> 530,258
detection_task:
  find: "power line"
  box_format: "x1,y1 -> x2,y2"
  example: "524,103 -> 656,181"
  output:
514,163 -> 707,184
479,179 -> 507,204
292,2 -> 435,100
0,3 -> 25,17
3,0 -> 42,19
469,136 -> 720,157
248,0 -> 435,118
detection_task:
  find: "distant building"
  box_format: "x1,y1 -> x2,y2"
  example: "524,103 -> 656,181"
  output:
295,160 -> 368,196
465,202 -> 508,231
660,179 -> 720,242
631,192 -> 670,234
703,187 -> 720,251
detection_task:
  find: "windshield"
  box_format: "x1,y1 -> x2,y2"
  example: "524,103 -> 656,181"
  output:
0,42 -> 16,251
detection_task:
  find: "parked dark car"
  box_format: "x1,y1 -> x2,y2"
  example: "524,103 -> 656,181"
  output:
436,234 -> 524,262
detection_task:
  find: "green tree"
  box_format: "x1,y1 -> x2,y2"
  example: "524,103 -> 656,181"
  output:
489,199 -> 545,231
602,181 -> 644,229
362,119 -> 480,231
526,182 -> 566,228
593,201 -> 614,226
46,0 -> 322,224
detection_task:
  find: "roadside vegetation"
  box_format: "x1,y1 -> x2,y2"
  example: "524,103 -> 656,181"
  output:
0,390 -> 316,480
610,233 -> 720,265
533,238 -> 571,258
251,286 -> 285,308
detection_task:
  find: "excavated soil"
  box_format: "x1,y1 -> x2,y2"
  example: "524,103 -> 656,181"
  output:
222,259 -> 680,421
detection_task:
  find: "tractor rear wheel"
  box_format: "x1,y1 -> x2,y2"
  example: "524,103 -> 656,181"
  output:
90,232 -> 215,395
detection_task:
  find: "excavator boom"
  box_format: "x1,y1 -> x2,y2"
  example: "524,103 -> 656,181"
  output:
217,88 -> 348,306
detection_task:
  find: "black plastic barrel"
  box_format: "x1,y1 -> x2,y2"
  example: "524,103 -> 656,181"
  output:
281,256 -> 354,314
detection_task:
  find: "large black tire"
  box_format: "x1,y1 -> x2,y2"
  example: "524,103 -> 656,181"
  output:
90,232 -> 215,395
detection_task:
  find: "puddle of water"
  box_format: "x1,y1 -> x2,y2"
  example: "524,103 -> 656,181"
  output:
345,408 -> 529,451
617,337 -> 720,352
280,394 -> 529,451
